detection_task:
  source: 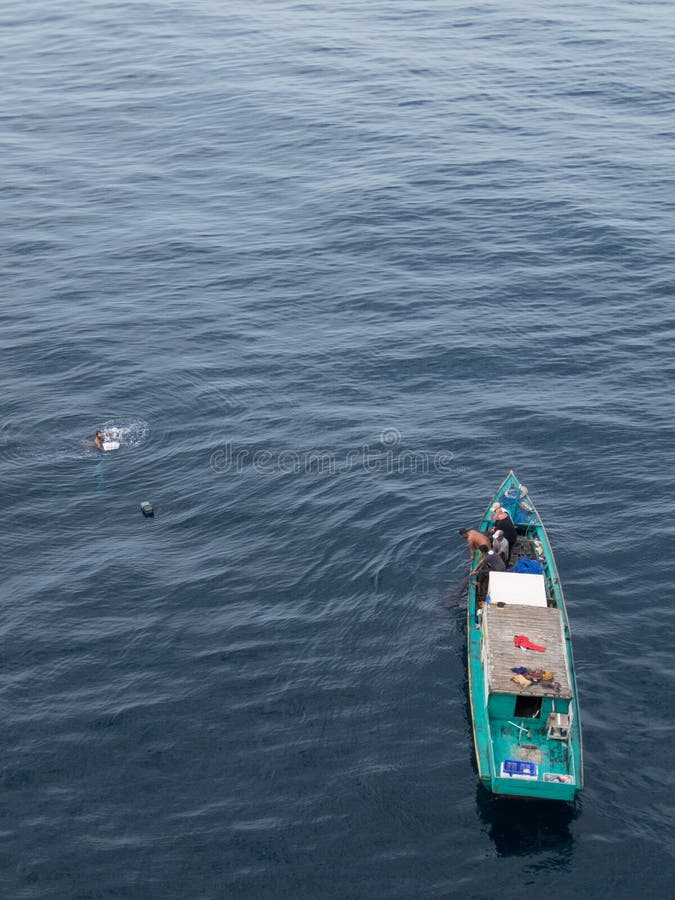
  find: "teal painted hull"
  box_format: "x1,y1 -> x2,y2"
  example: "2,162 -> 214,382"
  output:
467,472 -> 583,802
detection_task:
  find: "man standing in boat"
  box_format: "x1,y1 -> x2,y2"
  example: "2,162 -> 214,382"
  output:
470,545 -> 506,600
488,504 -> 518,562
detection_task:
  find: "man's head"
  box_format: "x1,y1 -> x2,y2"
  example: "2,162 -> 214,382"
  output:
458,528 -> 468,538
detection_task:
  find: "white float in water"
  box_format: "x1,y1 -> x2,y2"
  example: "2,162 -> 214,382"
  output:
98,420 -> 150,452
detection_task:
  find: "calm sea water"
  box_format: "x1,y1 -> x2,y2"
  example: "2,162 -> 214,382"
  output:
3,1 -> 675,897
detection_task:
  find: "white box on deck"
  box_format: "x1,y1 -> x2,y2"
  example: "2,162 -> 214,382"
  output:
487,571 -> 547,607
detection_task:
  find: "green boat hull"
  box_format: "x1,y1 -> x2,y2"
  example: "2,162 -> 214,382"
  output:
467,472 -> 583,802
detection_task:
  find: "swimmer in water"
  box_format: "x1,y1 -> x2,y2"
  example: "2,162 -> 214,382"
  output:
94,430 -> 105,450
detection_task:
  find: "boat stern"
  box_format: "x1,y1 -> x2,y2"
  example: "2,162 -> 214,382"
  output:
491,763 -> 578,802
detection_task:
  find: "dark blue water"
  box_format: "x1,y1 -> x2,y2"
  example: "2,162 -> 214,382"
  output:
3,1 -> 675,896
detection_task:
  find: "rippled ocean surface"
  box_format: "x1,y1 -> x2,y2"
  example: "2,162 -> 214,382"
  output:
3,1 -> 675,897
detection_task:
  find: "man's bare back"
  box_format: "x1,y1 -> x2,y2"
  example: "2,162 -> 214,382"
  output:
458,528 -> 491,555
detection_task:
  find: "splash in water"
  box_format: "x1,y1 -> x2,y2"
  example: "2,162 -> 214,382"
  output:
95,419 -> 151,452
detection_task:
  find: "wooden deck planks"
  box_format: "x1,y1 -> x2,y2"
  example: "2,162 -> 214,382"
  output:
484,603 -> 572,698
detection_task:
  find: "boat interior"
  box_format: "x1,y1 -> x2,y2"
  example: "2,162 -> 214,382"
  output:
480,527 -> 577,789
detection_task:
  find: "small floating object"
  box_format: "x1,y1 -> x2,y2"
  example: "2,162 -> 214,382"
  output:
140,501 -> 154,518
102,440 -> 120,451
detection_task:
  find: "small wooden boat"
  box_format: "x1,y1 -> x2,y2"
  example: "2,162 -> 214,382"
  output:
467,471 -> 583,801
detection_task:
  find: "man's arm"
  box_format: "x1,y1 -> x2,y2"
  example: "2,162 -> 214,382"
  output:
470,556 -> 485,577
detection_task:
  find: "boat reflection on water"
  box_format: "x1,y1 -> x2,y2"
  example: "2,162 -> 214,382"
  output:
476,784 -> 577,860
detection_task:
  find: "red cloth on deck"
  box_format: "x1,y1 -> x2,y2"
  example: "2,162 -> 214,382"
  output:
514,634 -> 546,652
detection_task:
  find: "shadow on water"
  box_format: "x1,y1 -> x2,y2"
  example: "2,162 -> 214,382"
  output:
94,459 -> 105,493
476,784 -> 577,861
